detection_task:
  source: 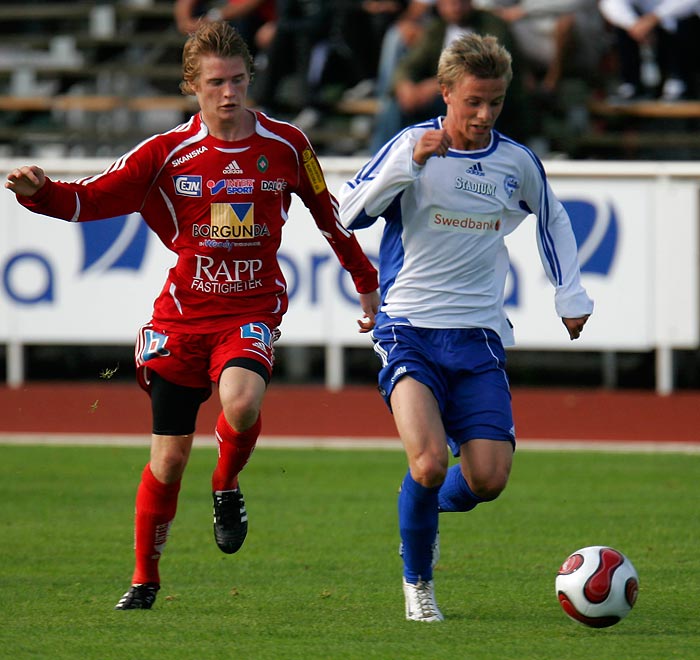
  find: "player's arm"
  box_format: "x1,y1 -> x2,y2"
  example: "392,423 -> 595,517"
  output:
339,131 -> 424,230
7,146 -> 156,222
6,166 -> 87,221
308,189 -> 379,297
525,173 -> 594,338
291,137 -> 379,330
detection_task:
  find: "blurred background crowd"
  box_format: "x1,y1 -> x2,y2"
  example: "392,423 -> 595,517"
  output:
179,0 -> 700,155
170,0 -> 700,158
0,0 -> 698,160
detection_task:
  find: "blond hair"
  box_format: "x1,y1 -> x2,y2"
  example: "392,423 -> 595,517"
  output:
180,21 -> 254,95
437,33 -> 512,90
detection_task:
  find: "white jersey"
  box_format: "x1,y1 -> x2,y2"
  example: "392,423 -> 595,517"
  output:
339,118 -> 594,346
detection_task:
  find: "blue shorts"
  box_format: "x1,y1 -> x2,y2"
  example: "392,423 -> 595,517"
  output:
372,323 -> 515,456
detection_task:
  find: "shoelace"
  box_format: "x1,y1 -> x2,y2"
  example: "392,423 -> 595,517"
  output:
412,582 -> 440,616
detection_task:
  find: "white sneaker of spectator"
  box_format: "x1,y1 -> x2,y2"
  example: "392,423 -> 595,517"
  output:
661,78 -> 686,102
292,107 -> 322,132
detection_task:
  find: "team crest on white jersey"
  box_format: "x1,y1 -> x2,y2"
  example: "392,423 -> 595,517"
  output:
223,159 -> 243,174
504,175 -> 520,199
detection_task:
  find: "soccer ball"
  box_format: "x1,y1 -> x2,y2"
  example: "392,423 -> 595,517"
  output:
555,545 -> 639,628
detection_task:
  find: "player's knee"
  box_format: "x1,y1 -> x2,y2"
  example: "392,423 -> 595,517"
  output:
469,469 -> 510,501
411,453 -> 448,488
160,456 -> 188,481
151,446 -> 189,483
222,398 -> 260,433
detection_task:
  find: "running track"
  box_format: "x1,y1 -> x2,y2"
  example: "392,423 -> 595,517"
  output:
1,383 -> 698,451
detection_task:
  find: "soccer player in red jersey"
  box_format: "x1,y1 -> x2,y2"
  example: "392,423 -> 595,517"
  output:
5,21 -> 379,610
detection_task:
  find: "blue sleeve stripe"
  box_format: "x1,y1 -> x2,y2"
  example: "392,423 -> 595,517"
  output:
507,140 -> 563,286
537,190 -> 562,285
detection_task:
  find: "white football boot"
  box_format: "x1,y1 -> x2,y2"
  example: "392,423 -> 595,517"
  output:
403,578 -> 444,622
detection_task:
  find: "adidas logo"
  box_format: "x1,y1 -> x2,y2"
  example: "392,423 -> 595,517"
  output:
223,159 -> 243,174
465,162 -> 485,177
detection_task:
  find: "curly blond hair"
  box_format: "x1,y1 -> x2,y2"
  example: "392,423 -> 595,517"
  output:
180,21 -> 254,95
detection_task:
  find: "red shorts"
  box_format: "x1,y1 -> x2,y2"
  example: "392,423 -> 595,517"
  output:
134,321 -> 278,392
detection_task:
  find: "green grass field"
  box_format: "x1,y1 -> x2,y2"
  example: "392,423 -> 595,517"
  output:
1,444 -> 698,660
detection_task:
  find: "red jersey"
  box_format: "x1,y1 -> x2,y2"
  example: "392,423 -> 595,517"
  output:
19,111 -> 378,333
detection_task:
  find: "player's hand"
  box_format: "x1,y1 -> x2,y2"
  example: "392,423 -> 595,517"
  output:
412,129 -> 451,166
562,315 -> 590,340
357,289 -> 380,333
5,165 -> 46,197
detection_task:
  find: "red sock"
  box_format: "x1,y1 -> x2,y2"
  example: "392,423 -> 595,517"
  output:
131,463 -> 181,585
212,412 -> 261,492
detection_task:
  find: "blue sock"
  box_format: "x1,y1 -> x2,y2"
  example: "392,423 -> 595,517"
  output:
398,471 -> 440,583
438,464 -> 485,512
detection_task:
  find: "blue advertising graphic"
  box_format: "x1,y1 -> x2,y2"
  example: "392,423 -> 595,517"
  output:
3,213 -> 149,305
79,213 -> 149,274
562,200 -> 618,276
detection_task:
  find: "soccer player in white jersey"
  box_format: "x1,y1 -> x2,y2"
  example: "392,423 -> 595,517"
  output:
6,21 -> 379,610
340,33 -> 593,622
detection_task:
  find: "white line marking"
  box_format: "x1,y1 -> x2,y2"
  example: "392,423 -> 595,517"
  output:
0,434 -> 699,453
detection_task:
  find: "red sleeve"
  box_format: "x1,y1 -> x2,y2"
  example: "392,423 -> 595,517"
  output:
16,176 -> 90,221
16,143 -> 162,222
293,136 -> 378,294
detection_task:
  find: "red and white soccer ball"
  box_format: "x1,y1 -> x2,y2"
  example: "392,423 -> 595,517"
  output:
555,545 -> 639,628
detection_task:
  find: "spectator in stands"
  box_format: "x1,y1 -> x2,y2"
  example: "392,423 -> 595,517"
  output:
478,0 -> 606,98
370,0 -> 531,151
599,0 -> 700,100
283,0 -> 414,113
370,0 -> 437,150
174,0 -> 276,56
6,20 -> 379,611
333,0 -> 415,96
247,0 -> 335,129
361,1 -> 436,97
